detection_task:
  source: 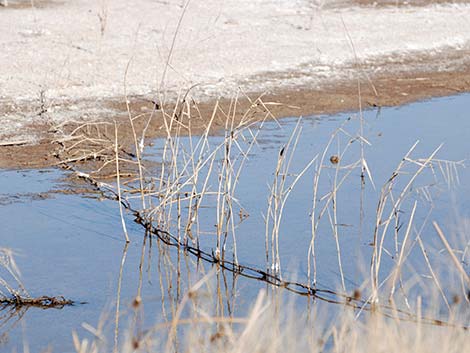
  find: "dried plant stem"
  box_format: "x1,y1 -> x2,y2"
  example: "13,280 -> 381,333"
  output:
416,234 -> 450,310
124,50 -> 147,210
389,201 -> 417,299
113,243 -> 129,353
115,122 -> 130,243
433,222 -> 470,287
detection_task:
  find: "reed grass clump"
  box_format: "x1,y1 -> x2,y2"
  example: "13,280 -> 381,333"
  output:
55,92 -> 469,353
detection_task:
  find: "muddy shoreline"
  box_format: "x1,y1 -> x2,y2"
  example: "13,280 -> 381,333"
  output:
1,60 -> 470,170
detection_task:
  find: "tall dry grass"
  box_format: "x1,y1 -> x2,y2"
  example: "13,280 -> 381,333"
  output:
70,269 -> 470,353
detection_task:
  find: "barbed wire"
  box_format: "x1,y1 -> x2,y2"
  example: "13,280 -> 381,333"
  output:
60,162 -> 468,330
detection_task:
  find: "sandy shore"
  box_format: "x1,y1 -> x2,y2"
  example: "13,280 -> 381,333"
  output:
1,0 -> 470,168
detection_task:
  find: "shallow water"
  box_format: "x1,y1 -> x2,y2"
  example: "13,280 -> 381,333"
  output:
1,94 -> 469,351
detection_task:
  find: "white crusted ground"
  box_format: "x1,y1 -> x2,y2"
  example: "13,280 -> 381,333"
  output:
1,0 -> 470,142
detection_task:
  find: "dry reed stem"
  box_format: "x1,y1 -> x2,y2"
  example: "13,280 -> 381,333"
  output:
114,122 -> 130,243
433,222 -> 470,287
389,201 -> 417,299
113,243 -> 129,353
124,44 -> 147,210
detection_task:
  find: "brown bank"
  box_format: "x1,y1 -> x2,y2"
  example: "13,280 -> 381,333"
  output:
2,60 -> 470,170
